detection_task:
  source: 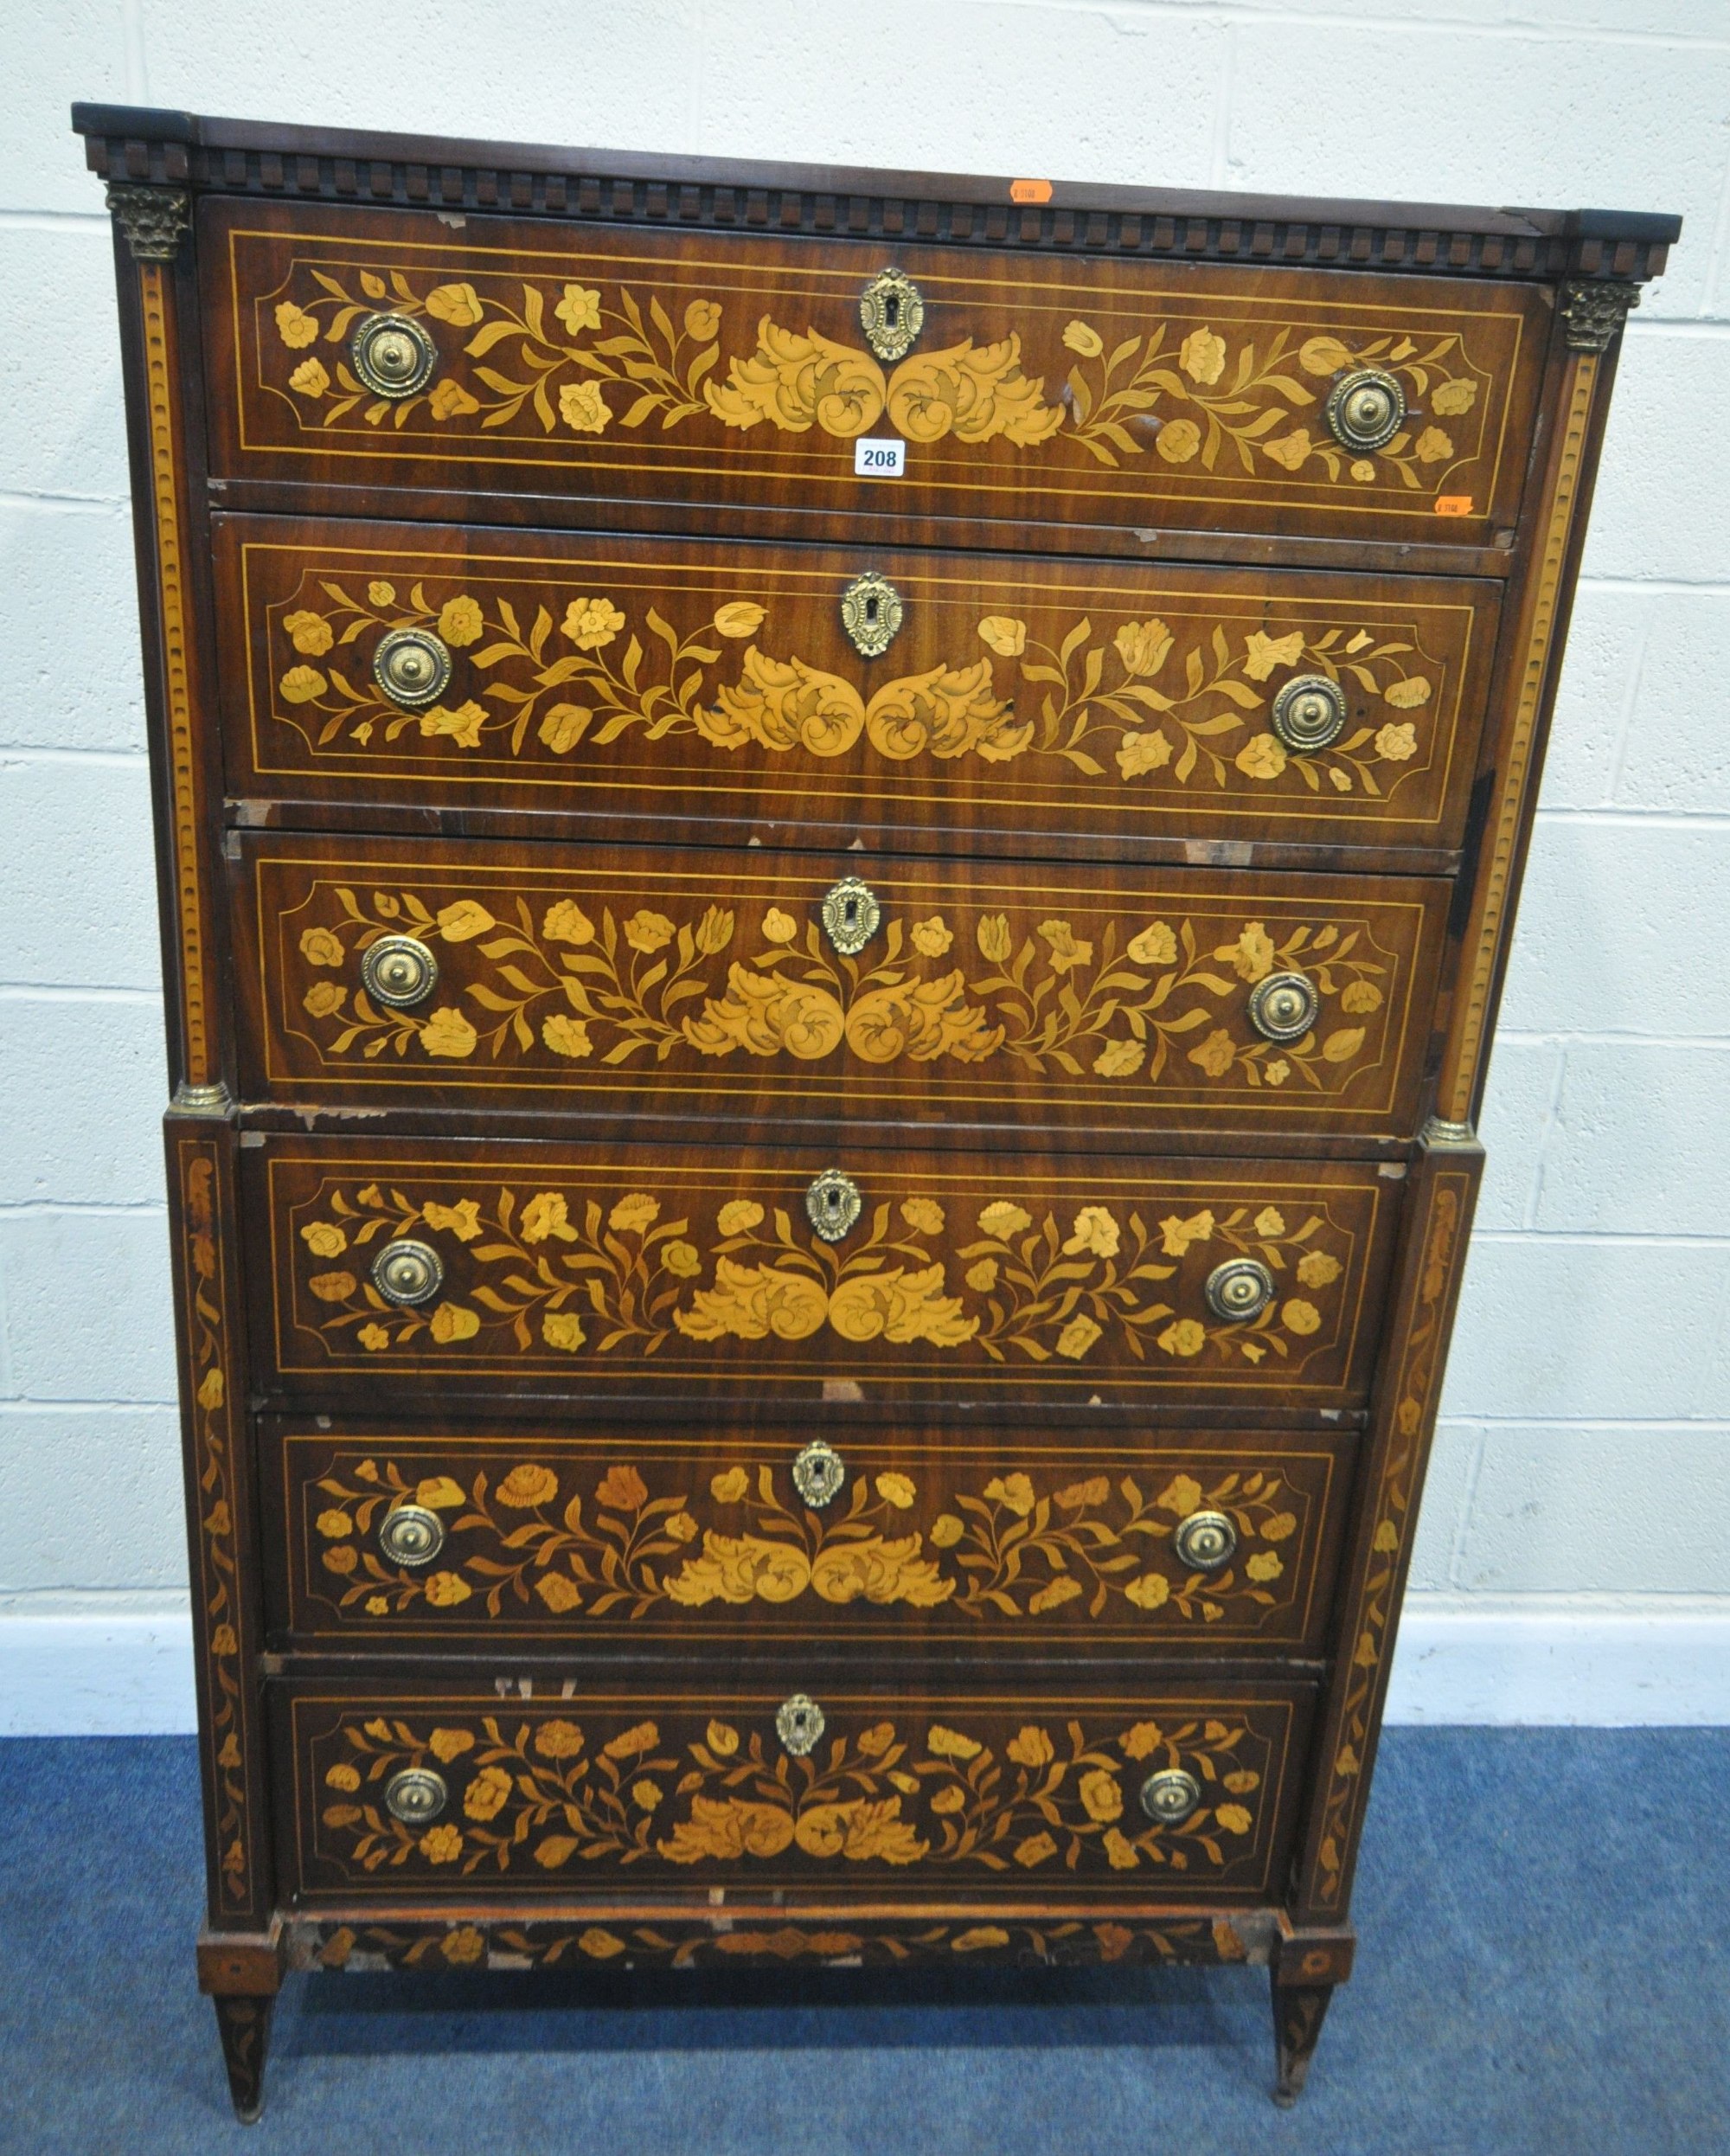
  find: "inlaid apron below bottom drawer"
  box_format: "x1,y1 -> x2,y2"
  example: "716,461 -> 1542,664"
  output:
267,1418 -> 1355,1655
273,1675 -> 1316,1909
245,1134 -> 1405,1409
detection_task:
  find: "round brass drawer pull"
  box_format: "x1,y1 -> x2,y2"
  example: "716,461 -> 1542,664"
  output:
1173,1510 -> 1238,1572
1324,366 -> 1405,452
821,877 -> 881,956
373,626 -> 453,709
349,311 -> 438,399
378,1503 -> 445,1567
1246,972 -> 1319,1044
1270,673 -> 1348,753
1140,1767 -> 1201,1826
371,1238 -> 445,1307
360,934 -> 439,1010
791,1441 -> 845,1509
776,1693 -> 826,1757
859,267 -> 924,363
840,572 -> 903,659
1204,1256 -> 1276,1324
384,1766 -> 448,1824
805,1168 -> 862,1243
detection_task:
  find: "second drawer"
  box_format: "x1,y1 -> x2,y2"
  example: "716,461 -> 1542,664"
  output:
235,833 -> 1448,1143
267,1419 -> 1353,1655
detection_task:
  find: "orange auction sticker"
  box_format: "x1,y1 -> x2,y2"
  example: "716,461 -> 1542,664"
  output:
1009,178 -> 1053,203
1434,496 -> 1474,517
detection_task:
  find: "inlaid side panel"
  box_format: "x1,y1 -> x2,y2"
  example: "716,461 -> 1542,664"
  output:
215,516 -> 1501,857
268,1422 -> 1350,1652
203,199 -> 1546,550
236,835 -> 1448,1141
246,1138 -> 1400,1407
276,1678 -> 1314,1905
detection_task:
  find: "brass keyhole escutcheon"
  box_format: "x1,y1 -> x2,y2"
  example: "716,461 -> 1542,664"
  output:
791,1441 -> 846,1509
776,1693 -> 826,1757
859,267 -> 924,363
841,572 -> 904,658
373,627 -> 453,710
1204,1257 -> 1276,1324
1324,366 -> 1406,452
1246,972 -> 1320,1045
371,1238 -> 445,1307
360,934 -> 439,1011
349,311 -> 438,399
821,876 -> 881,956
805,1169 -> 863,1243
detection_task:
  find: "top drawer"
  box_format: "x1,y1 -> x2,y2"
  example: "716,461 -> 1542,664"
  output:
200,198 -> 1549,556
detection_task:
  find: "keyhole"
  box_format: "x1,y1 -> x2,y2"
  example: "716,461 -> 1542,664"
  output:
864,596 -> 879,626
884,295 -> 900,328
843,898 -> 858,927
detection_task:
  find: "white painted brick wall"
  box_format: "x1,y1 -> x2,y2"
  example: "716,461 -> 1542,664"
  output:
4,1 -> 1727,1730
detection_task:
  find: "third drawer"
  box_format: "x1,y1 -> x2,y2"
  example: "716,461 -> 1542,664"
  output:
234,831 -> 1451,1144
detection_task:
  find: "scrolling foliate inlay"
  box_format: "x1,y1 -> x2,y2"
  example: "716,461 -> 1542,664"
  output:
304,1451 -> 1314,1633
305,1911 -> 1253,1973
255,256 -> 1498,498
181,1145 -> 253,1909
308,1706 -> 1273,1888
279,875 -> 1406,1104
266,574 -> 1450,804
284,1174 -> 1365,1381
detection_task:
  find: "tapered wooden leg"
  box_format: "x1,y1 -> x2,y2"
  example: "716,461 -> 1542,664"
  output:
1271,1978 -> 1334,2106
212,1993 -> 272,2122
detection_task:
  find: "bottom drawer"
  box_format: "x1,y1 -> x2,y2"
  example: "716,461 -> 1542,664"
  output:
275,1676 -> 1314,1908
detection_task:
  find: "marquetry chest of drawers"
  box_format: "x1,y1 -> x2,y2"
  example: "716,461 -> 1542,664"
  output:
74,100 -> 1676,2118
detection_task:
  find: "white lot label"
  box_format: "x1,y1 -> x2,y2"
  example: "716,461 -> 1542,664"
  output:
854,436 -> 907,477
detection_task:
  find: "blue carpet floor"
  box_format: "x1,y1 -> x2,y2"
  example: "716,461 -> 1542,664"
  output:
0,1729 -> 1723,2154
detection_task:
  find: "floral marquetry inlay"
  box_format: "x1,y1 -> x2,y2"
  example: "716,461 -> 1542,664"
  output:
268,859 -> 1421,1114
296,1444 -> 1325,1639
303,1702 -> 1280,1890
245,238 -> 1506,509
275,1162 -> 1381,1389
260,568 -> 1453,807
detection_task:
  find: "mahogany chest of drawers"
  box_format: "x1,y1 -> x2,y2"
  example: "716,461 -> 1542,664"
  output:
74,101 -> 1676,2117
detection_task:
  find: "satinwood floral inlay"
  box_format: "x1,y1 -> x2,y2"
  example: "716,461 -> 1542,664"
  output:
312,1706 -> 1271,1883
305,1452 -> 1308,1630
288,1176 -> 1358,1374
268,574 -> 1445,803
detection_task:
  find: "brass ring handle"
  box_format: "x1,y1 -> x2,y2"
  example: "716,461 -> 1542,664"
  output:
1172,1510 -> 1238,1572
373,626 -> 453,709
792,1441 -> 846,1509
384,1767 -> 447,1824
1270,674 -> 1347,753
1204,1256 -> 1275,1324
859,268 -> 924,363
821,877 -> 881,956
776,1693 -> 826,1756
841,572 -> 903,658
360,934 -> 439,1011
377,1504 -> 445,1567
1246,972 -> 1319,1044
1324,366 -> 1405,452
1139,1767 -> 1201,1825
349,311 -> 438,399
371,1238 -> 445,1307
805,1168 -> 863,1243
